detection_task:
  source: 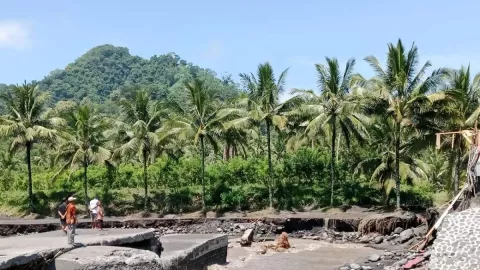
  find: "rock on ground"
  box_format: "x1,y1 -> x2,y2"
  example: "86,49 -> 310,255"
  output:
399,229 -> 414,243
240,229 -> 254,247
393,227 -> 403,234
368,254 -> 380,262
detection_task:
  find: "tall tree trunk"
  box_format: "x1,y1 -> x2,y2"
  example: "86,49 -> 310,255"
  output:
200,136 -> 206,210
26,142 -> 33,213
330,117 -> 336,207
394,123 -> 401,209
143,151 -> 148,211
336,132 -> 341,162
83,156 -> 89,212
452,149 -> 460,194
266,121 -> 273,209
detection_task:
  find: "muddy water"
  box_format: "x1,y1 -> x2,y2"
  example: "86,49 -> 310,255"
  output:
214,238 -> 377,270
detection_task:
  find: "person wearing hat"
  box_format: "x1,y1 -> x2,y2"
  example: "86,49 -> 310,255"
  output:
65,196 -> 78,245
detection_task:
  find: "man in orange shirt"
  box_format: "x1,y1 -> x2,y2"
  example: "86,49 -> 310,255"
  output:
65,196 -> 78,245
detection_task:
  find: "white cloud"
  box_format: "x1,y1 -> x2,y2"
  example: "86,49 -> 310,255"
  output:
0,20 -> 31,49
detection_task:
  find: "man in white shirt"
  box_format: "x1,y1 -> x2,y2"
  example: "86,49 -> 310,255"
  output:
89,197 -> 99,229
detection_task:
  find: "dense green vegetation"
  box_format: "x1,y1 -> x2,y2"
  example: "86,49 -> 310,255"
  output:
0,39 -> 473,216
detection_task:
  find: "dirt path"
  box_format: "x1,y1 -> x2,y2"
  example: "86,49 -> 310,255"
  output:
0,206 -> 380,224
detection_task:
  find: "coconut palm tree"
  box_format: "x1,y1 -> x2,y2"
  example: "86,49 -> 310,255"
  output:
161,79 -> 221,210
351,39 -> 448,209
54,105 -> 111,210
0,81 -> 62,212
220,128 -> 249,160
417,147 -> 450,191
355,117 -> 427,205
290,57 -> 369,206
436,66 -> 480,193
235,62 -> 289,208
112,91 -> 164,211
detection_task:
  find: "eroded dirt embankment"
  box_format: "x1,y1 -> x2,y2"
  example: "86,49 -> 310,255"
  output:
0,210 -> 430,238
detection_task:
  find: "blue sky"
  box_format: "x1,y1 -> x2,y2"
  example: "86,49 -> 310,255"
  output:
1,0 -> 480,100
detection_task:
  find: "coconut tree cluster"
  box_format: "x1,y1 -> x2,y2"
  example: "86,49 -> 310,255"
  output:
0,39 -> 477,213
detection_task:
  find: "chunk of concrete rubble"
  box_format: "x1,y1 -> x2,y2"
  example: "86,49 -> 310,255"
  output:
46,246 -> 161,270
240,229 -> 254,247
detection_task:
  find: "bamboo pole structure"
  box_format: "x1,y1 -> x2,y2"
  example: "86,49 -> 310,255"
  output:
409,183 -> 469,251
410,125 -> 480,252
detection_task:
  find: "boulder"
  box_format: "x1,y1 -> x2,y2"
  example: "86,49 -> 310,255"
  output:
413,225 -> 427,236
359,235 -> 371,243
393,227 -> 403,234
399,229 -> 414,243
383,252 -> 394,258
368,254 -> 381,262
240,229 -> 254,247
349,263 -> 361,270
373,236 -> 384,244
397,258 -> 408,266
257,247 -> 267,255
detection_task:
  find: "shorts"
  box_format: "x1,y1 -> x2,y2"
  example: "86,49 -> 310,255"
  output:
91,212 -> 97,220
60,218 -> 66,226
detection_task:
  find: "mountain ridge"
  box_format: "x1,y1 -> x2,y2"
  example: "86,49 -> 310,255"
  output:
1,44 -> 239,108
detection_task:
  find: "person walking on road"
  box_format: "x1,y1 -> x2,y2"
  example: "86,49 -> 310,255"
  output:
65,196 -> 78,245
96,201 -> 105,231
58,198 -> 68,234
89,196 -> 99,229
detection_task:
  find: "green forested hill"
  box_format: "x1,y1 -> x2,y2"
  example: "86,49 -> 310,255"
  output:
37,44 -> 239,106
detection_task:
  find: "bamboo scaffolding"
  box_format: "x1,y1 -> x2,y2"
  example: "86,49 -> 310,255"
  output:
410,125 -> 480,252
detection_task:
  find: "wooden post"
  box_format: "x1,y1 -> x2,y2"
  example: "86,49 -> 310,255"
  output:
436,133 -> 441,150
